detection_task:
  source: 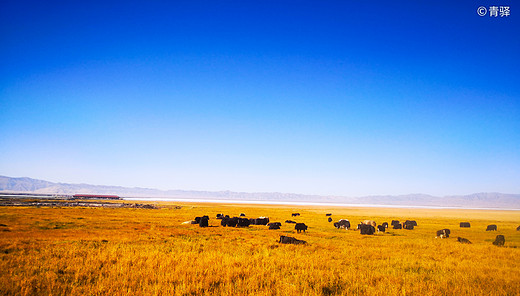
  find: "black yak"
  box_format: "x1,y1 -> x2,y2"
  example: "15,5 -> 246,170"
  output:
493,235 -> 505,246
359,224 -> 375,235
403,220 -> 415,230
457,237 -> 472,244
279,235 -> 306,245
295,223 -> 308,233
334,219 -> 350,230
199,216 -> 209,227
486,225 -> 497,231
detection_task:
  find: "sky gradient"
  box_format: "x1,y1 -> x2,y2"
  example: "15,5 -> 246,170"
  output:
1,1 -> 519,196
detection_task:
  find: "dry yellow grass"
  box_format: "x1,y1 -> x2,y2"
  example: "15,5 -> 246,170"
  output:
1,202 -> 519,295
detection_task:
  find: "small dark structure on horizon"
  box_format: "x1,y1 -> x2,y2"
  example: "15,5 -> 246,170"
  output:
72,194 -> 121,200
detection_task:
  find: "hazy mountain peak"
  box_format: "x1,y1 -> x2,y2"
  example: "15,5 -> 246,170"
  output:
1,175 -> 519,209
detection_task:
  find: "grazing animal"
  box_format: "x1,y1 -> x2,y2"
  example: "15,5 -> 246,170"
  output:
236,218 -> 250,227
199,216 -> 209,227
377,225 -> 386,232
486,225 -> 497,231
436,229 -> 450,238
393,223 -> 402,229
359,224 -> 375,235
362,220 -> 376,227
216,213 -> 224,219
240,213 -> 246,217
325,213 -> 332,216
403,220 -> 415,230
221,217 -> 229,227
292,213 -> 300,217
382,222 -> 389,228
409,220 -> 417,226
269,224 -> 280,230
457,237 -> 472,244
252,217 -> 270,225
517,225 -> 520,231
391,220 -> 400,227
279,235 -> 306,245
260,217 -> 270,225
268,222 -> 282,227
226,217 -> 239,227
295,223 -> 308,233
249,218 -> 258,225
328,217 -> 332,223
493,235 -> 505,246
285,220 -> 297,224
334,219 -> 350,229
195,216 -> 209,224
460,222 -> 471,228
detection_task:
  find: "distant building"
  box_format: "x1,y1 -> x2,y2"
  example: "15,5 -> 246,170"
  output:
72,194 -> 121,200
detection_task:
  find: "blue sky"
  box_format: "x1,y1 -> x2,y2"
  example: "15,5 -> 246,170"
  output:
1,1 -> 519,196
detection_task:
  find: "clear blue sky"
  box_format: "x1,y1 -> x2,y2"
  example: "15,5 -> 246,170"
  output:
1,1 -> 519,196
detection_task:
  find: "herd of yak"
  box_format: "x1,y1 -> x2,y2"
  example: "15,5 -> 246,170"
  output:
184,213 -> 519,246
435,222 -> 511,246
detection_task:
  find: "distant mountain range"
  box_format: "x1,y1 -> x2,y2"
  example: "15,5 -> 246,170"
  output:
1,175 -> 519,209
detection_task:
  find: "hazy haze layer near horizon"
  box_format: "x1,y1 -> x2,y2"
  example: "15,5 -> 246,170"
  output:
2,175 -> 520,210
1,1 -> 519,197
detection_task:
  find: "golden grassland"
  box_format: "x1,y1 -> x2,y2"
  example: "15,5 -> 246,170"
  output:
1,201 -> 519,296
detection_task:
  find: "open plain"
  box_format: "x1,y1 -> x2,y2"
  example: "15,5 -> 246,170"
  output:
1,201 -> 519,296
